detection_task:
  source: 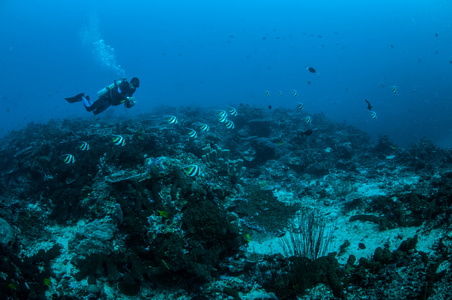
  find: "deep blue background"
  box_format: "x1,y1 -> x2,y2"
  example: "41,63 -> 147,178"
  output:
1,0 -> 451,147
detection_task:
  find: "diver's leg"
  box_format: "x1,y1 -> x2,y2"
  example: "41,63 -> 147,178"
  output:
85,98 -> 102,112
93,102 -> 111,115
82,96 -> 92,107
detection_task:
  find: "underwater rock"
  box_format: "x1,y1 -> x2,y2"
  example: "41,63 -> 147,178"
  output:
231,185 -> 301,234
87,283 -> 101,294
0,217 -> 15,247
71,219 -> 116,256
144,156 -> 172,178
82,219 -> 115,241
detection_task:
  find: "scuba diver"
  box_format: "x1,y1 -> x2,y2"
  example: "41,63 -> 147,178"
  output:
65,77 -> 140,115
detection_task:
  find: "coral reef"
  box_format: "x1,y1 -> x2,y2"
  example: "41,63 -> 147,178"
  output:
0,105 -> 451,299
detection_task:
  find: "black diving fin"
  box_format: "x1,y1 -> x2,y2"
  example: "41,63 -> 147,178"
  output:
65,93 -> 85,103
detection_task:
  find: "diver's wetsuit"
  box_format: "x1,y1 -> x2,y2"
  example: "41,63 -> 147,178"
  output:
65,78 -> 138,115
85,79 -> 137,115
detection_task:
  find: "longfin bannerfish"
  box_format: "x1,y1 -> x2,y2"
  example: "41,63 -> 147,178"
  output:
62,154 -> 75,164
391,85 -> 399,94
297,102 -> 304,110
167,115 -> 178,124
186,165 -> 201,177
218,115 -> 228,123
265,90 -> 270,97
228,106 -> 238,117
79,141 -> 90,151
370,111 -> 377,119
199,123 -> 210,131
187,128 -> 197,139
112,135 -> 126,146
217,110 -> 228,117
302,116 -> 312,124
225,120 -> 235,129
291,90 -> 298,97
278,90 -> 283,97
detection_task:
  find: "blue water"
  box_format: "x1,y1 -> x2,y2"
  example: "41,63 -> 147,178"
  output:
1,0 -> 451,147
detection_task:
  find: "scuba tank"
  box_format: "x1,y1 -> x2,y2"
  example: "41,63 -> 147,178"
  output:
97,79 -> 123,98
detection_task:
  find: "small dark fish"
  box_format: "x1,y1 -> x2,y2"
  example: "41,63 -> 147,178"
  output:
306,66 -> 316,73
277,231 -> 286,238
301,129 -> 313,136
435,33 -> 438,37
365,99 -> 372,111
268,105 -> 272,109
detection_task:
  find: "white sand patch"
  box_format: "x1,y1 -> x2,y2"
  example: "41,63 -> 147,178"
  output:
249,178 -> 441,267
249,209 -> 442,266
355,182 -> 386,197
